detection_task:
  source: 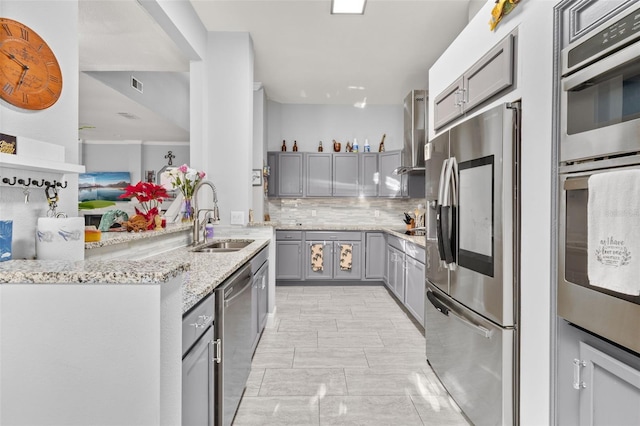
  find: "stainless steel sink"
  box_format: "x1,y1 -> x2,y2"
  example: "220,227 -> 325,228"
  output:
191,240 -> 254,253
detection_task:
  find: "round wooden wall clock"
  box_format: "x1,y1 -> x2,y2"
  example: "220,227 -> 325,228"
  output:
0,18 -> 63,110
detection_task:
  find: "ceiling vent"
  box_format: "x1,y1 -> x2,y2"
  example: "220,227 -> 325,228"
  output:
131,75 -> 143,93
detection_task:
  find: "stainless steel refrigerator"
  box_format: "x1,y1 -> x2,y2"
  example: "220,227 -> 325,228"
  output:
424,102 -> 521,425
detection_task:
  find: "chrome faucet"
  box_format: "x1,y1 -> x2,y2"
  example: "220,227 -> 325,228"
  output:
192,180 -> 220,245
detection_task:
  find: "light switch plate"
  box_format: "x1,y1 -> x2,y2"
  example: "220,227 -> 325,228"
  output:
230,211 -> 245,225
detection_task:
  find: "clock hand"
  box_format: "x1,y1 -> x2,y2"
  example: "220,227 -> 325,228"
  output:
16,66 -> 29,90
1,49 -> 29,70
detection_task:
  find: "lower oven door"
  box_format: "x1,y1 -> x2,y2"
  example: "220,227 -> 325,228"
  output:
559,162 -> 640,353
425,281 -> 515,426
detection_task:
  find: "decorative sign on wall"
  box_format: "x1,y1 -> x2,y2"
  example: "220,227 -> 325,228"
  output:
79,172 -> 131,202
0,133 -> 17,154
489,0 -> 521,31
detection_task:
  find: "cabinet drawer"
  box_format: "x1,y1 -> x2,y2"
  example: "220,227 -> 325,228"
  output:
305,231 -> 362,241
387,235 -> 405,252
405,243 -> 425,263
182,292 -> 215,357
276,230 -> 303,240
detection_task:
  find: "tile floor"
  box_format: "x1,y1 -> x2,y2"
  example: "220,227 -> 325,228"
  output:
233,285 -> 469,425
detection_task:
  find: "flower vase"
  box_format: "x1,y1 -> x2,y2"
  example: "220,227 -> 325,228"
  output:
182,197 -> 194,223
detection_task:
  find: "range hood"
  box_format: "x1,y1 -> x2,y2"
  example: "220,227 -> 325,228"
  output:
394,90 -> 427,175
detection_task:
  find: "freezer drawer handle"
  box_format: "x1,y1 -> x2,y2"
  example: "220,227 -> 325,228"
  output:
427,290 -> 449,315
427,290 -> 492,339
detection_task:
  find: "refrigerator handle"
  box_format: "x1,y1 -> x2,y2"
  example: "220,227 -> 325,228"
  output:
440,157 -> 457,266
427,290 -> 449,315
435,159 -> 449,262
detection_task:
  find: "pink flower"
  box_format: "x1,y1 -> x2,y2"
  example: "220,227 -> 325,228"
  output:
198,171 -> 206,179
178,164 -> 188,173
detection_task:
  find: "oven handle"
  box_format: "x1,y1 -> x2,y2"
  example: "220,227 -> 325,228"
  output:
562,40 -> 640,91
564,176 -> 589,191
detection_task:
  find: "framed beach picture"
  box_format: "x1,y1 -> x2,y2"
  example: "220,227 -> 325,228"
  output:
79,172 -> 131,202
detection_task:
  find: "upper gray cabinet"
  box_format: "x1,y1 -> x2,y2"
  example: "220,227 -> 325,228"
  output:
434,33 -> 515,130
333,154 -> 359,197
378,151 -> 405,198
277,153 -> 304,197
267,152 -> 278,198
306,153 -> 332,197
359,153 -> 378,197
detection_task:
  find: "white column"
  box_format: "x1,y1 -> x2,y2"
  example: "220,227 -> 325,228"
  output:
202,32 -> 254,225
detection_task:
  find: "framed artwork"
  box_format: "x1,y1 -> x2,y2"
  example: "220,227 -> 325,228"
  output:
79,172 -> 131,202
252,169 -> 262,186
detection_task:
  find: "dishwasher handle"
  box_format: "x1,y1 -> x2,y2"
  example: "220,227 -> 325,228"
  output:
224,277 -> 252,308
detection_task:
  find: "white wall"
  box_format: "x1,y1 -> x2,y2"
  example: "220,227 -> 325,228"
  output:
429,1 -> 559,423
253,88 -> 267,221
0,0 -> 79,259
267,103 -> 403,152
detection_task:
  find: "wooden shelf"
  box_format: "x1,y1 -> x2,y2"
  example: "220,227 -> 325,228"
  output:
0,153 -> 85,174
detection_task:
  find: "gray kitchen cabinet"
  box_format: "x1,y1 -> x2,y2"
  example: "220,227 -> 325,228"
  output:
333,154 -> 359,196
359,153 -> 378,197
387,245 -> 405,301
277,153 -> 304,197
275,239 -> 302,280
404,255 -> 425,326
304,241 -> 334,280
333,240 -> 362,280
304,231 -> 363,281
251,249 -> 269,353
434,77 -> 464,130
267,152 -> 278,197
378,151 -> 405,198
305,153 -> 332,197
364,232 -> 386,280
182,292 -> 216,426
433,33 -> 514,130
556,320 -> 640,425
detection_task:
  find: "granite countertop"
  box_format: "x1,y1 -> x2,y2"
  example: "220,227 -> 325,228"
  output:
84,223 -> 193,250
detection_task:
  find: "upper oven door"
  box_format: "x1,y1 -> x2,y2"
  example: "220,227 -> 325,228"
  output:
561,39 -> 640,163
558,163 -> 640,353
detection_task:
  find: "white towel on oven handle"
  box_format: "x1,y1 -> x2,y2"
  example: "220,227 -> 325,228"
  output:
587,169 -> 640,296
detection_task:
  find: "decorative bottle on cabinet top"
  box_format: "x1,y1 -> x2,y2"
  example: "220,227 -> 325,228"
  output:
378,134 -> 386,152
281,140 -> 287,151
292,141 -> 298,151
318,141 -> 323,152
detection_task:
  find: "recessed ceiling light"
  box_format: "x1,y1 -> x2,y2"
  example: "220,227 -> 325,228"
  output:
331,0 -> 366,15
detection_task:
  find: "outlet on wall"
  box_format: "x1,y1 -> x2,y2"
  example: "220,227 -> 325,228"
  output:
311,210 -> 317,217
230,211 -> 245,225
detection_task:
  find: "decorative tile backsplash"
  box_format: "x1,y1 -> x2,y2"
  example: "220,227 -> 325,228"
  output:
266,198 -> 426,227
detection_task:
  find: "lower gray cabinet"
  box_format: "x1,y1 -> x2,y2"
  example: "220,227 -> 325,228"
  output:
304,241 -> 334,280
404,255 -> 425,326
556,320 -> 640,426
365,232 -> 386,280
276,241 -> 302,280
182,327 -> 215,426
387,245 -> 405,301
333,240 -> 362,280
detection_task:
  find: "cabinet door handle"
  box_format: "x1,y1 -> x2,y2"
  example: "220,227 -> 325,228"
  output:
211,338 -> 221,364
458,88 -> 467,104
573,359 -> 586,390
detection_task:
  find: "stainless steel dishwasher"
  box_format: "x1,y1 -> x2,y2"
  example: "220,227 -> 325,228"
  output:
215,263 -> 252,426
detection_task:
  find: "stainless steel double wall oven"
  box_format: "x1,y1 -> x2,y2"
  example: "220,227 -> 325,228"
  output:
559,2 -> 640,354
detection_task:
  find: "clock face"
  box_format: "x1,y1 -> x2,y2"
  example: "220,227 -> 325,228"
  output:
0,18 -> 63,110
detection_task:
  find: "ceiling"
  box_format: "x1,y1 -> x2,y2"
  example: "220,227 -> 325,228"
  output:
78,0 -> 481,142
